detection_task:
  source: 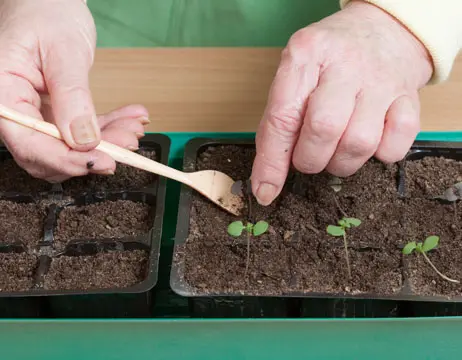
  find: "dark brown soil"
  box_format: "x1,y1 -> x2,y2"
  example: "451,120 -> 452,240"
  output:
0,201 -> 45,246
404,198 -> 462,297
405,156 -> 462,198
0,159 -> 50,194
0,253 -> 37,291
62,150 -> 157,196
55,200 -> 153,246
44,250 -> 148,290
178,145 -> 404,296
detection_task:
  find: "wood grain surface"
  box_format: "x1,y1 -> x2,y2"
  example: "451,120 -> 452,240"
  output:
89,48 -> 462,132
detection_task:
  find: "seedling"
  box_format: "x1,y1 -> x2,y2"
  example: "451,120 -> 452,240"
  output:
228,220 -> 269,276
403,236 -> 459,284
326,217 -> 362,279
434,182 -> 462,202
328,176 -> 343,193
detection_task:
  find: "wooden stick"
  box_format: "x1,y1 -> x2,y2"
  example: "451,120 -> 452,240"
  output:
0,104 -> 191,185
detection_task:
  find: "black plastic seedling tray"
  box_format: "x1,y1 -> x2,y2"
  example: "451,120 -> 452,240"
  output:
0,134 -> 169,318
170,137 -> 462,318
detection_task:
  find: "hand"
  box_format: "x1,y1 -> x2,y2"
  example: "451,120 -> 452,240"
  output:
251,1 -> 433,205
0,0 -> 142,182
40,103 -> 149,183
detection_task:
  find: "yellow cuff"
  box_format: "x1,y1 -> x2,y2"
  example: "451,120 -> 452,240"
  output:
340,0 -> 462,83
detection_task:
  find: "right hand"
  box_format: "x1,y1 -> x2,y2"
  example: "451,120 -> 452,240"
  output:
0,0 -> 142,182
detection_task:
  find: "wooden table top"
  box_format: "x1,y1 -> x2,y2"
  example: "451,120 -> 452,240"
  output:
90,48 -> 462,133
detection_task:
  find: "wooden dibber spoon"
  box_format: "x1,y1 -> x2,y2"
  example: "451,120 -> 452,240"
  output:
0,104 -> 244,216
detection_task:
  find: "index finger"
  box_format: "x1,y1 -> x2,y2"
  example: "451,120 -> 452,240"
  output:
251,38 -> 321,205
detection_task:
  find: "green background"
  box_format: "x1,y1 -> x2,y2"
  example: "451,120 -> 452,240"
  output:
88,0 -> 340,47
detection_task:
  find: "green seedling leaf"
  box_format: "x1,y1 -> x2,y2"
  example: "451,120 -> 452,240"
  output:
422,235 -> 439,252
415,242 -> 423,252
253,221 -> 269,236
338,219 -> 348,227
228,221 -> 245,237
327,225 -> 345,237
345,218 -> 361,227
402,241 -> 417,255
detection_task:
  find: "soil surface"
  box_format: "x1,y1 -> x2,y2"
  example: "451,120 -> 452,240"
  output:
0,253 -> 37,291
0,201 -> 45,246
179,146 -> 462,298
178,145 -> 405,296
405,156 -> 462,198
0,159 -> 50,194
62,150 -> 157,196
404,198 -> 462,297
44,250 -> 148,290
55,200 -> 153,246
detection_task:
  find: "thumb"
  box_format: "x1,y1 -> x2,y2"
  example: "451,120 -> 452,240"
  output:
251,33 -> 321,205
42,40 -> 99,151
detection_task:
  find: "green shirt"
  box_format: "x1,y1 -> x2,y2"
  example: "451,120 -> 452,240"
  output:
89,0 -> 339,47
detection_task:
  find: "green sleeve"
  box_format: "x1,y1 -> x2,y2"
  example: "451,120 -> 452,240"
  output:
88,0 -> 340,47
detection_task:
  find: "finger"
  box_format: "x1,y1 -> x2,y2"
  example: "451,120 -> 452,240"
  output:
291,70 -> 357,174
1,100 -> 115,180
97,104 -> 150,129
101,127 -> 140,151
375,94 -> 420,163
42,36 -> 99,151
13,130 -> 116,179
251,33 -> 322,205
326,92 -> 389,176
100,117 -> 146,137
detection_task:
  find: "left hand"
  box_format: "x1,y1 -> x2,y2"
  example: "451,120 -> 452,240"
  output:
31,102 -> 149,183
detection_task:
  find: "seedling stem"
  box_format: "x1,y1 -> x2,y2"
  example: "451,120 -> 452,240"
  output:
227,220 -> 269,276
403,236 -> 459,284
326,217 -> 361,279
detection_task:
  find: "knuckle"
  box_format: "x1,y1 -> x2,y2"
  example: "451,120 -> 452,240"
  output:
343,134 -> 378,156
393,113 -> 420,135
309,114 -> 343,141
375,150 -> 405,164
284,28 -> 324,63
291,146 -> 325,174
292,157 -> 322,174
267,108 -> 302,136
53,83 -> 90,98
254,153 -> 287,180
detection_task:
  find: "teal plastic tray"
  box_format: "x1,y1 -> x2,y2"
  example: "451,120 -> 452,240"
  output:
1,131 -> 461,360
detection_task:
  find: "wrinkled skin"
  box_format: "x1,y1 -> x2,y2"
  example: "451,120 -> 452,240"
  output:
251,1 -> 433,205
0,0 -> 147,183
0,0 -> 434,193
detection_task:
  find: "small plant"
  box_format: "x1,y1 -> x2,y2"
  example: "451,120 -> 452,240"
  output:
227,220 -> 269,237
403,236 -> 459,284
326,217 -> 362,279
328,176 -> 343,193
434,182 -> 462,202
228,220 -> 269,276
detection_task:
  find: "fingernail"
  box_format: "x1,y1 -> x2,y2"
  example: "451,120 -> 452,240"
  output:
136,116 -> 150,125
103,169 -> 115,175
127,145 -> 139,151
256,183 -> 277,206
70,115 -> 98,145
136,132 -> 145,139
